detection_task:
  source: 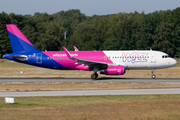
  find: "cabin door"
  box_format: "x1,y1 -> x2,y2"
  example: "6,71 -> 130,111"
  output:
151,52 -> 156,63
36,53 -> 42,64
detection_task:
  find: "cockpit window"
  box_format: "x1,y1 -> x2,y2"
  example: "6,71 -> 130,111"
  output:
162,55 -> 171,58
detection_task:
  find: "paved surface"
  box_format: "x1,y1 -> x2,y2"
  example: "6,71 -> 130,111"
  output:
1,88 -> 180,97
0,77 -> 180,84
0,77 -> 180,97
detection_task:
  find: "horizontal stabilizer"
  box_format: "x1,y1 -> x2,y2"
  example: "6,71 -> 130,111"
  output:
4,55 -> 28,61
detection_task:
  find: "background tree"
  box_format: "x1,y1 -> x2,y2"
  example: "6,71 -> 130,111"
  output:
153,22 -> 178,56
0,8 -> 180,58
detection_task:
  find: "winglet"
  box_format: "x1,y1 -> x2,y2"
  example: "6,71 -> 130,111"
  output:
73,46 -> 79,51
63,47 -> 72,57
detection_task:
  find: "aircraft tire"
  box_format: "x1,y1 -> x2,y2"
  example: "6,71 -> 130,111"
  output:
91,73 -> 98,79
152,75 -> 156,79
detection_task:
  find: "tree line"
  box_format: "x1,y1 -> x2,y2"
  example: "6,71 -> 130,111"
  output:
0,8 -> 180,58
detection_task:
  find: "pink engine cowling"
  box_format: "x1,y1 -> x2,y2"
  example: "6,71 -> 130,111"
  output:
100,66 -> 125,75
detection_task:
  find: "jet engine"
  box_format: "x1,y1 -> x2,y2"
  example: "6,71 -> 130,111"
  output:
100,66 -> 125,75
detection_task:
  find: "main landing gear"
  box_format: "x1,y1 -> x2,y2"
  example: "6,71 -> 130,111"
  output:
151,69 -> 156,79
91,72 -> 98,79
91,67 -> 99,79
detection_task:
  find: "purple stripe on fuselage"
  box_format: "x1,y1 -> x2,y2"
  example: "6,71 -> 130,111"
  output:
43,51 -> 113,70
6,25 -> 34,46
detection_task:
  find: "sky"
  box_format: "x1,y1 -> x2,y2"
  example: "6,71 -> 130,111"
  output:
0,0 -> 180,16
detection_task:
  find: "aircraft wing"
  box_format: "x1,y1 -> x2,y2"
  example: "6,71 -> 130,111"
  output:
70,57 -> 110,68
63,47 -> 112,69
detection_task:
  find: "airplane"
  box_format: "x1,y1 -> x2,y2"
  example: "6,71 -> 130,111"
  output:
3,24 -> 177,79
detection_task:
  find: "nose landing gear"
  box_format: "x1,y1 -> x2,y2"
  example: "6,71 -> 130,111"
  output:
151,69 -> 156,79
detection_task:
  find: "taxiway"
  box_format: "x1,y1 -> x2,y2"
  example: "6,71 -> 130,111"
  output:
0,88 -> 180,97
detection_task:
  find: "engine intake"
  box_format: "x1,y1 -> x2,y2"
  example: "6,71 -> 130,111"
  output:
100,66 -> 125,75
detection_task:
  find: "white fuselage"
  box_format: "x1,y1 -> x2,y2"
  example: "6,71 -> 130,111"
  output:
104,50 -> 177,69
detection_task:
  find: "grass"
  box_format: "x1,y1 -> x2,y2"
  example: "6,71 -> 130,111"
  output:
0,95 -> 180,120
1,82 -> 180,92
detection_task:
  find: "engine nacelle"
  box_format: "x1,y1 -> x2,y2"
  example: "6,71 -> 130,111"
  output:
100,66 -> 125,75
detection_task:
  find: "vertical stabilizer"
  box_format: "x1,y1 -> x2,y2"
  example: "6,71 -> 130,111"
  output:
6,24 -> 39,53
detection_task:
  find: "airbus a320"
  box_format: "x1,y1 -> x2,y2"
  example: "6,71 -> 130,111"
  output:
3,24 -> 177,79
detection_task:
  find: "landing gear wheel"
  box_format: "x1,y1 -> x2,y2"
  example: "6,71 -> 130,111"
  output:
95,72 -> 98,78
151,69 -> 156,79
91,73 -> 98,79
152,75 -> 156,79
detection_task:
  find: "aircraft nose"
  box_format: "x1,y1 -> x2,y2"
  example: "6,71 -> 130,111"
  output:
171,59 -> 177,66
